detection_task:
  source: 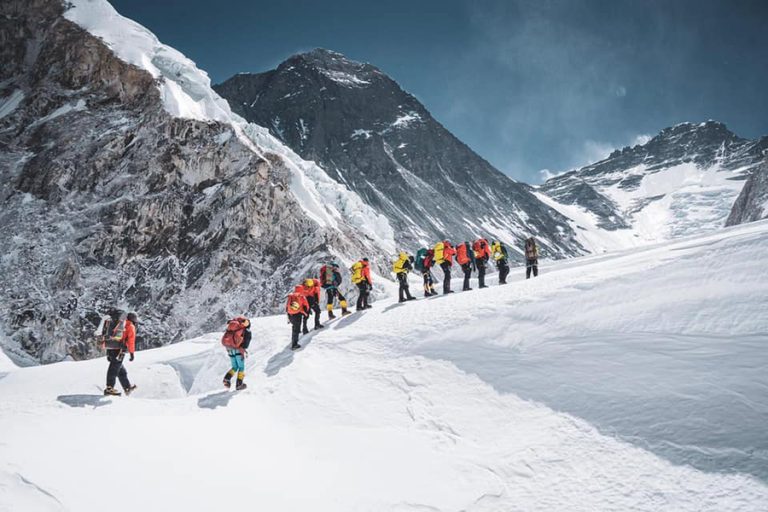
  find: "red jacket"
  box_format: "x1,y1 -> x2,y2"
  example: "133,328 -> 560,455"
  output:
121,320 -> 136,354
286,291 -> 310,316
361,261 -> 372,284
299,279 -> 321,300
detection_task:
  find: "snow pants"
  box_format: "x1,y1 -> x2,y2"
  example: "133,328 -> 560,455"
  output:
476,259 -> 487,288
325,287 -> 348,316
224,348 -> 245,384
289,314 -> 304,348
526,258 -> 539,279
497,260 -> 510,284
440,262 -> 452,294
461,263 -> 473,291
302,296 -> 322,331
106,349 -> 131,389
356,281 -> 370,310
397,273 -> 414,302
422,270 -> 436,295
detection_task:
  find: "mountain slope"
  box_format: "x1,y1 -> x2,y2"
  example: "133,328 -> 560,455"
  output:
727,159 -> 768,225
214,49 -> 586,259
1,220 -> 767,510
539,121 -> 767,252
0,1 -> 393,363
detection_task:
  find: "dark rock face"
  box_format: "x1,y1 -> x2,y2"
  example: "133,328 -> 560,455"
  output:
727,159 -> 768,226
214,49 -> 585,259
540,122 -> 767,236
0,3 -> 375,363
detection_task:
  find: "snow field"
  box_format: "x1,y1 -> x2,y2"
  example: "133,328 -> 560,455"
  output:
1,221 -> 767,511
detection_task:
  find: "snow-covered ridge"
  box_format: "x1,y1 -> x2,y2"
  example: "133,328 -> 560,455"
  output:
63,0 -> 395,253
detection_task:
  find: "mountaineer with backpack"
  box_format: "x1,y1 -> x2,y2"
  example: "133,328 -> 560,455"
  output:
299,278 -> 324,333
473,238 -> 492,288
221,316 -> 251,390
434,240 -> 456,294
103,312 -> 138,397
286,285 -> 310,350
525,237 -> 539,279
414,248 -> 438,297
393,252 -> 417,303
319,262 -> 350,319
491,240 -> 510,284
456,241 -> 476,291
351,258 -> 373,311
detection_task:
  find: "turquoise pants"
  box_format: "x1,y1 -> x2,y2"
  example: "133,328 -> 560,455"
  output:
227,348 -> 245,372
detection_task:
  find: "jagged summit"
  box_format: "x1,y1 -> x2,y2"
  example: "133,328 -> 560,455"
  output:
214,51 -> 585,257
539,120 -> 766,247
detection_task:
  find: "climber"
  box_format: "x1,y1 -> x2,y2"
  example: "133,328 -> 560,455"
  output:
286,285 -> 310,350
351,257 -> 373,311
319,262 -> 350,319
473,238 -> 492,288
103,312 -> 138,397
434,240 -> 456,294
393,252 -> 417,303
300,277 -> 324,334
456,241 -> 476,291
414,248 -> 438,297
525,237 -> 539,279
221,316 -> 251,391
491,240 -> 510,285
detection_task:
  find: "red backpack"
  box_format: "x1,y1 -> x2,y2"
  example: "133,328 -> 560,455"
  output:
221,318 -> 247,349
423,250 -> 434,270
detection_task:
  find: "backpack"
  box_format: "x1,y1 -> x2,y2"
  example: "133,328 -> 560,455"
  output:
433,242 -> 445,264
493,242 -> 508,261
414,248 -> 428,272
286,293 -> 304,315
456,242 -> 470,265
525,239 -> 538,259
319,265 -> 335,286
221,318 -> 247,349
351,261 -> 364,284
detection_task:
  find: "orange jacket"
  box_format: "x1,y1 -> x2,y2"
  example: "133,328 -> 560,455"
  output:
300,279 -> 321,300
286,291 -> 310,316
361,261 -> 372,284
121,320 -> 136,354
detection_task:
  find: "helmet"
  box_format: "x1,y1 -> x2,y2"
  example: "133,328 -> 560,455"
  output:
304,278 -> 315,287
330,261 -> 339,267
126,312 -> 138,324
362,257 -> 369,262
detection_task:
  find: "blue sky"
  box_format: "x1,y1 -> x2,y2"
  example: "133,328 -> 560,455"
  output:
111,0 -> 768,183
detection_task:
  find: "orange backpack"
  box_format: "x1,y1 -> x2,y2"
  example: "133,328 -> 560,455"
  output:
286,293 -> 304,314
456,243 -> 470,265
221,318 -> 247,349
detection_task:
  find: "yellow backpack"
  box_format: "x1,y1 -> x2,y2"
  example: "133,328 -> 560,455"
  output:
392,252 -> 408,274
433,242 -> 445,264
351,261 -> 364,284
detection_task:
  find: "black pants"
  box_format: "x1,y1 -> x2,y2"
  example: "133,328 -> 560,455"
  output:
461,263 -> 473,291
302,296 -> 322,330
440,262 -> 452,294
106,349 -> 131,389
325,287 -> 346,308
397,273 -> 414,301
422,270 -> 435,295
497,260 -> 510,284
477,260 -> 487,287
526,258 -> 539,279
356,281 -> 370,310
289,314 -> 304,347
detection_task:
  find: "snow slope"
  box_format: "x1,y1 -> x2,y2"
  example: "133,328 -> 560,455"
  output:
1,221 -> 767,510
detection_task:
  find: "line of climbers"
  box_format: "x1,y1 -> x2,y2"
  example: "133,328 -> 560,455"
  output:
395,237 -> 539,300
97,238 -> 540,395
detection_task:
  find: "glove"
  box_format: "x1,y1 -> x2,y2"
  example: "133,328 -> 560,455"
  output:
243,350 -> 249,358
129,353 -> 135,362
